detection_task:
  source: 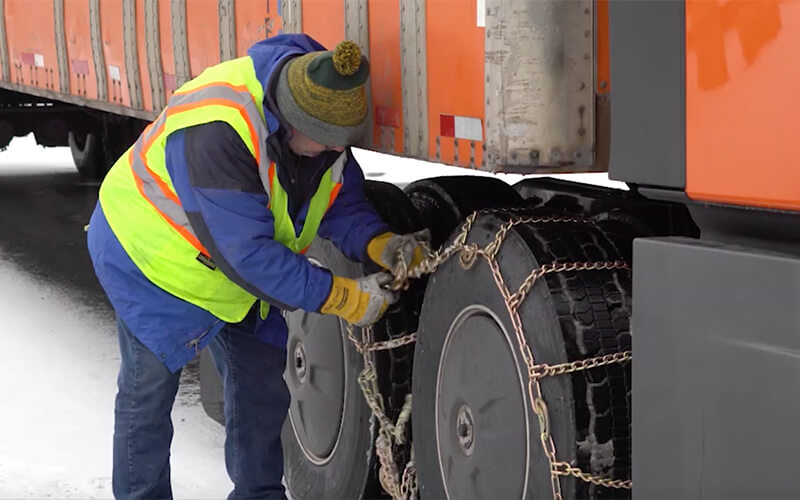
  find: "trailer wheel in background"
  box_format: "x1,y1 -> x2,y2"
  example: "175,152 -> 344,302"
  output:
412,208 -> 632,500
404,176 -> 523,249
198,348 -> 224,425
0,121 -> 13,150
68,131 -> 104,180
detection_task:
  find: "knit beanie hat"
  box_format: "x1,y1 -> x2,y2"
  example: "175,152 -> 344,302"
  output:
276,40 -> 370,147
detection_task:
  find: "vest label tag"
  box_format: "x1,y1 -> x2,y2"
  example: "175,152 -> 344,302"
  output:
196,253 -> 217,270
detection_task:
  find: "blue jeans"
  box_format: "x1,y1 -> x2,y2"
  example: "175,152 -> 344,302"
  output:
113,309 -> 290,499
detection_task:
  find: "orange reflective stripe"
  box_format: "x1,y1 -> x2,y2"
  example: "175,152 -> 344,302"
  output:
267,162 -> 275,208
140,152 -> 181,206
128,149 -> 210,256
142,120 -> 164,153
165,98 -> 261,165
327,182 -> 342,209
136,120 -> 181,206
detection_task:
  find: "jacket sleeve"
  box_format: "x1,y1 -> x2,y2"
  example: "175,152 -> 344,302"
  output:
164,122 -> 333,313
317,150 -> 392,263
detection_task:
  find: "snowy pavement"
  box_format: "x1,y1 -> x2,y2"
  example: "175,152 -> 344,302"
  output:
0,136 -> 232,498
0,258 -> 233,498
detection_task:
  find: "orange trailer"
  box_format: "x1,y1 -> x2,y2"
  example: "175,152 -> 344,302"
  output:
2,1 -> 798,499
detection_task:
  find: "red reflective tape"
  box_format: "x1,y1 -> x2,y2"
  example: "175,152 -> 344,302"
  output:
375,106 -> 401,128
71,60 -> 90,75
163,73 -> 177,94
20,52 -> 35,66
440,114 -> 455,137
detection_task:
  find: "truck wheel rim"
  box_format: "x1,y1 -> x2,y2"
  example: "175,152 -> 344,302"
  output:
285,260 -> 348,466
435,304 -> 531,500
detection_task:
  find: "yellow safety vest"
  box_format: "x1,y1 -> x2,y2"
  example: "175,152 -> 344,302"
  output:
98,56 -> 345,323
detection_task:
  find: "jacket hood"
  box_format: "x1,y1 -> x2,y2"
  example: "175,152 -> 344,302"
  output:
247,34 -> 328,132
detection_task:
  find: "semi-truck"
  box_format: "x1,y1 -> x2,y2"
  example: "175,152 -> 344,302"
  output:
3,0 -> 798,498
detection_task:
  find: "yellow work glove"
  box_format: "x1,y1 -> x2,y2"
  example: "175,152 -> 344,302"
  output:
367,229 -> 431,271
320,272 -> 400,327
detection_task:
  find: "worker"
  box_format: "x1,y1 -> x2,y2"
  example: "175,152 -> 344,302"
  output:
86,34 -> 428,499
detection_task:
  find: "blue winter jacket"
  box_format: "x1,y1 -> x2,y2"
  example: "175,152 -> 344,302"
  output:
87,34 -> 390,373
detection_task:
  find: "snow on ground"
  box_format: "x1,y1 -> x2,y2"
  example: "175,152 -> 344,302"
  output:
0,136 -> 232,499
0,258 -> 233,498
0,134 -> 77,173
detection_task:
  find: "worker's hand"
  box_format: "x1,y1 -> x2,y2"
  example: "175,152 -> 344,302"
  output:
320,272 -> 400,327
367,229 -> 431,272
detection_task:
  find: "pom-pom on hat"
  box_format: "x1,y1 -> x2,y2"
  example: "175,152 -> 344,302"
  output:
276,40 -> 370,147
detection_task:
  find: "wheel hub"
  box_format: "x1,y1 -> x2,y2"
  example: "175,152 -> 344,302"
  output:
436,305 -> 530,500
284,305 -> 347,466
294,341 -> 307,383
456,404 -> 475,456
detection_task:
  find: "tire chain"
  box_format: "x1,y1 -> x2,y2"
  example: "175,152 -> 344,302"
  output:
345,209 -> 633,500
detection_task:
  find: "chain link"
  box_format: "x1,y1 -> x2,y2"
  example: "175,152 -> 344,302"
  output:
530,351 -> 633,380
347,327 -> 418,353
553,462 -> 633,489
343,209 -> 633,499
348,321 -> 418,500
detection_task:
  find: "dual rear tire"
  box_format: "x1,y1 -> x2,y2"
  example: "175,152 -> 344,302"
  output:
200,175 -> 639,500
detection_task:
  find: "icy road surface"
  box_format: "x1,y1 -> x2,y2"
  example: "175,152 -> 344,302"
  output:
0,134 -> 625,498
0,135 -> 232,498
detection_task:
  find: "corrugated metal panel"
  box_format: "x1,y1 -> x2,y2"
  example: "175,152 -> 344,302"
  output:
123,0 -> 142,109
171,0 -> 190,88
53,0 -> 69,93
89,0 -> 107,101
0,0 -> 6,82
484,0 -> 595,171
281,0 -> 302,33
218,0 -> 236,61
344,0 -> 372,149
399,0 -> 428,158
144,0 -> 165,111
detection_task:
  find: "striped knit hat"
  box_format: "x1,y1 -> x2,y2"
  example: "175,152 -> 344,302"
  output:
276,40 -> 370,147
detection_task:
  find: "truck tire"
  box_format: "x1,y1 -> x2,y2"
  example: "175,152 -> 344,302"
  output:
404,176 -> 523,249
412,208 -> 632,500
590,209 -> 653,263
198,348 -> 224,425
68,130 -> 105,180
282,237 -> 383,500
283,180 -> 424,500
361,180 -> 425,473
0,120 -> 13,150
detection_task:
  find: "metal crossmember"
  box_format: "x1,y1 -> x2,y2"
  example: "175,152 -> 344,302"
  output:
344,210 -> 633,500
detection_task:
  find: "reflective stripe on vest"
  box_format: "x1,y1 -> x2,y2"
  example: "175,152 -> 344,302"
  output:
99,55 -> 345,324
258,156 -> 344,320
129,81 -> 270,258
267,155 -> 345,254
